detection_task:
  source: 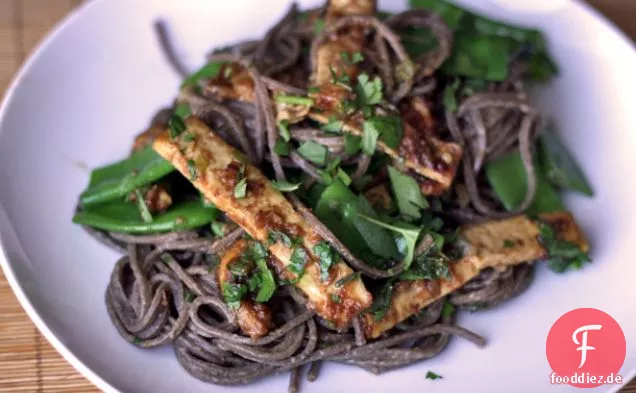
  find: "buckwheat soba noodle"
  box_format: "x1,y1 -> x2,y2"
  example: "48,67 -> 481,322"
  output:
73,1 -> 593,391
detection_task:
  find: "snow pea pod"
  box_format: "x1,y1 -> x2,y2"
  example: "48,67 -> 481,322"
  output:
539,127 -> 594,197
73,200 -> 218,234
79,146 -> 175,207
485,150 -> 564,215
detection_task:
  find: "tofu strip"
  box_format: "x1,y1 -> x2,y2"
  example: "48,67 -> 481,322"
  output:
153,118 -> 372,328
308,0 -> 462,193
363,212 -> 589,338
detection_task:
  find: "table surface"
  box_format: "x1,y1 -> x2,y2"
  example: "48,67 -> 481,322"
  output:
0,0 -> 633,392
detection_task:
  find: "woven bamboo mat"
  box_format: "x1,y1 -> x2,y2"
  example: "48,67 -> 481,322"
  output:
0,0 -> 633,392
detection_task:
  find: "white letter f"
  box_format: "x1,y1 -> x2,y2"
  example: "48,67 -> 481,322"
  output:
572,324 -> 602,368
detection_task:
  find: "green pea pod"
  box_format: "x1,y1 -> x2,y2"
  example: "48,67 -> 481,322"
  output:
539,127 -> 594,197
79,146 -> 175,207
73,200 -> 218,234
485,151 -> 564,215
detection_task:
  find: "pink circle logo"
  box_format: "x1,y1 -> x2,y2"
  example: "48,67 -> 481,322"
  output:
546,308 -> 626,388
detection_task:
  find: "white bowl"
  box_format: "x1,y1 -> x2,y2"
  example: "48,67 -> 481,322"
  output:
0,0 -> 635,392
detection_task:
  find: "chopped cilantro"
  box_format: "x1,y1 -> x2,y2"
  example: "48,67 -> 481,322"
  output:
272,180 -> 301,192
222,282 -> 247,310
289,246 -> 308,277
355,73 -> 383,107
344,133 -> 362,155
537,221 -> 591,272
313,241 -> 338,281
278,120 -> 291,142
297,141 -> 328,165
268,230 -> 293,247
367,280 -> 394,321
331,294 -> 342,303
168,115 -> 186,138
503,239 -> 515,248
358,215 -> 421,270
274,140 -> 290,156
388,166 -> 428,219
187,159 -> 198,180
426,371 -> 443,380
442,301 -> 455,318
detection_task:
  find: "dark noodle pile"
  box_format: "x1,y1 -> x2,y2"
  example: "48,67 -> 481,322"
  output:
84,3 -> 544,392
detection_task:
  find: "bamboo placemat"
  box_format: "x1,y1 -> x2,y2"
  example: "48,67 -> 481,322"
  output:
0,0 -> 633,392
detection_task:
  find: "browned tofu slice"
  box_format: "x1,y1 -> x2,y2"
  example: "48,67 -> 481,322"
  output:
363,212 -> 589,337
153,118 -> 372,328
217,239 -> 272,339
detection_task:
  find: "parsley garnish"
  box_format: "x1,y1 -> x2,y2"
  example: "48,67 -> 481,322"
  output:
443,79 -> 461,112
297,141 -> 328,165
442,301 -> 455,318
273,140 -> 290,156
168,115 -> 186,138
344,133 -> 362,155
174,103 -> 191,119
322,117 -> 344,133
503,239 -> 515,248
355,73 -> 383,107
362,121 -> 380,155
233,164 -> 247,199
313,18 -> 325,34
272,180 -> 301,192
358,215 -> 421,270
340,51 -> 364,65
268,230 -> 293,247
313,241 -> 338,281
278,120 -> 291,142
289,246 -> 308,277
388,166 -> 428,220
399,244 -> 451,281
537,221 -> 591,273
182,132 -> 195,142
307,86 -> 320,94
211,221 -> 226,237
187,159 -> 198,180
253,254 -> 275,303
331,294 -> 342,303
222,282 -> 248,310
366,280 -> 394,321
426,371 -> 443,380
365,116 -> 403,149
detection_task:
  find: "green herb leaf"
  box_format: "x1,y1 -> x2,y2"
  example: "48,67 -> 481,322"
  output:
272,180 -> 301,192
368,116 -> 403,149
275,95 -> 314,107
289,246 -> 308,277
268,230 -> 293,247
355,73 -> 383,107
234,177 -> 247,199
442,301 -> 455,318
211,221 -> 226,237
362,121 -> 380,155
388,166 -> 428,219
322,117 -> 344,133
340,51 -> 364,65
537,221 -> 591,273
187,159 -> 198,180
399,244 -> 451,281
174,103 -> 192,119
354,196 -> 400,260
182,132 -> 195,143
331,294 -> 341,303
503,239 -> 515,248
168,115 -> 186,138
254,257 -> 276,303
274,140 -> 290,156
335,272 -> 361,288
358,214 -> 421,270
297,141 -> 328,165
134,188 -> 153,223
278,120 -> 291,142
308,86 -> 320,94
182,62 -> 223,87
344,133 -> 362,156
366,281 -> 394,321
426,371 -> 443,380
313,241 -> 338,281
222,282 -> 247,310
